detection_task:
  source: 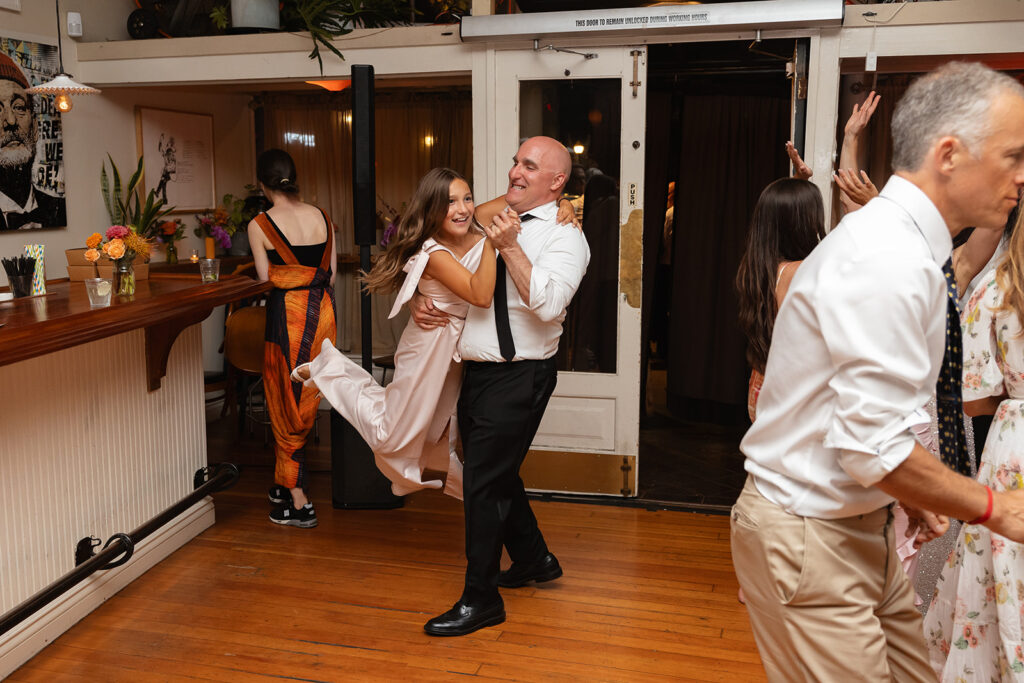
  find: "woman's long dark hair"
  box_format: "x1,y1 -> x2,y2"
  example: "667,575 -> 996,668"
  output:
735,178 -> 825,374
362,167 -> 474,294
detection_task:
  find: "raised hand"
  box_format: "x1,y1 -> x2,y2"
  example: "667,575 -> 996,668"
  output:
845,90 -> 880,140
484,208 -> 522,252
834,168 -> 879,207
786,141 -> 813,180
556,198 -> 581,228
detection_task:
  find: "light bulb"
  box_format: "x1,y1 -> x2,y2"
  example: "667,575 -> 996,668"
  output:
55,94 -> 72,113
572,144 -> 584,154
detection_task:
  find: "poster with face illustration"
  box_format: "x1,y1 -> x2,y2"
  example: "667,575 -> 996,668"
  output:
0,36 -> 65,231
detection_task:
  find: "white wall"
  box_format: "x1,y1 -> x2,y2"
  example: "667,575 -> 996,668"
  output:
1,2 -> 253,371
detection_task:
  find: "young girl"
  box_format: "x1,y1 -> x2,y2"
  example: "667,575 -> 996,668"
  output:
293,167 -> 496,499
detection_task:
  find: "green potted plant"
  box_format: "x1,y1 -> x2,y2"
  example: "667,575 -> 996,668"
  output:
100,154 -> 176,239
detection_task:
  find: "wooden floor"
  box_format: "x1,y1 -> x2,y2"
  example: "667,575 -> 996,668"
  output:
12,466 -> 765,682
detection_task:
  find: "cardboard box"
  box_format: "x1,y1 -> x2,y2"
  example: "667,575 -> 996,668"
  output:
68,248 -> 149,281
65,248 -> 94,267
67,264 -> 99,281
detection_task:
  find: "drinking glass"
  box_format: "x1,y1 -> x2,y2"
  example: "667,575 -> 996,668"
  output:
199,258 -> 220,283
189,249 -> 200,264
84,278 -> 112,307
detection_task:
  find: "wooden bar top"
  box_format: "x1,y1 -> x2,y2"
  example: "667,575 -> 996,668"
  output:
0,274 -> 272,390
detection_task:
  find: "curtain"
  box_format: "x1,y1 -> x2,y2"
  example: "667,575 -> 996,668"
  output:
263,90 -> 473,354
667,91 -> 789,419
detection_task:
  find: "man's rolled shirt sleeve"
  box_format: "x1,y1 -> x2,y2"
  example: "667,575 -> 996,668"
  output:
527,226 -> 590,322
817,251 -> 946,487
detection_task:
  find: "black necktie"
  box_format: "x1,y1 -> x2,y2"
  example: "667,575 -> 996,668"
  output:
492,213 -> 534,362
495,256 -> 515,361
937,257 -> 971,476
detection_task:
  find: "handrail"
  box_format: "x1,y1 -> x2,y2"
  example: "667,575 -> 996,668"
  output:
0,463 -> 240,638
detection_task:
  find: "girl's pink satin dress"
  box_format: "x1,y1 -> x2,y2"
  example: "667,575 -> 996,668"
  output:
297,237 -> 485,499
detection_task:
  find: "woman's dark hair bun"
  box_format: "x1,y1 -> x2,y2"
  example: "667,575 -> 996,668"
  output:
257,149 -> 299,195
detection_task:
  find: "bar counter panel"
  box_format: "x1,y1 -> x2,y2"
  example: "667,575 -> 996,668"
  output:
0,275 -> 271,390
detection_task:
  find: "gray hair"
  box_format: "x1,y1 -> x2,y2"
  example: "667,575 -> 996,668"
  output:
891,61 -> 1024,172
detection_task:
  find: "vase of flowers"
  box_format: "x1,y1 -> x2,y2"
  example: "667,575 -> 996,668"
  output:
158,219 -> 184,264
195,203 -> 236,258
85,225 -> 152,297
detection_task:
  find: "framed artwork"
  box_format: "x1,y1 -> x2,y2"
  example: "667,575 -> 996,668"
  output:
135,107 -> 215,213
0,36 -> 65,231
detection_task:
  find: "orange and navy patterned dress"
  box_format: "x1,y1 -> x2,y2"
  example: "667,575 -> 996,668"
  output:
255,210 -> 336,491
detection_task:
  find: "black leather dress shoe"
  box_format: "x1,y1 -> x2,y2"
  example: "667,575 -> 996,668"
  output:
498,552 -> 563,588
423,600 -> 505,637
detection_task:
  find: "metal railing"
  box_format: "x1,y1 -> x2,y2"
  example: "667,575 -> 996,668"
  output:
0,463 -> 239,638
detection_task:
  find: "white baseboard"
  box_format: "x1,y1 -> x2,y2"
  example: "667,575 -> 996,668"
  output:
0,499 -> 216,679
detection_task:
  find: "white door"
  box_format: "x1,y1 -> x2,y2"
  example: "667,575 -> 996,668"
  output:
472,45 -> 647,496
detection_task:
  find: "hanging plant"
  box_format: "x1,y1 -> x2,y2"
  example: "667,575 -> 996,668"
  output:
280,0 -> 412,74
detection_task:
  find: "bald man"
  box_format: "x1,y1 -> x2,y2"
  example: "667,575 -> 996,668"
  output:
415,136 -> 591,636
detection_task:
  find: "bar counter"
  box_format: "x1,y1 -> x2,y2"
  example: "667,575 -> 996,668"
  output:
0,274 -> 271,390
0,272 -> 271,677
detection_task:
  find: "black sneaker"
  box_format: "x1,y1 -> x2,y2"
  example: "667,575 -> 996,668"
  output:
268,485 -> 292,505
269,503 -> 318,528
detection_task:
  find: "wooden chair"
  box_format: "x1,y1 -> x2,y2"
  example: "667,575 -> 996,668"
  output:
223,305 -> 270,443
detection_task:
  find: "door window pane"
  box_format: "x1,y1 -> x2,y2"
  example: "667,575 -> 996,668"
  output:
519,79 -> 620,373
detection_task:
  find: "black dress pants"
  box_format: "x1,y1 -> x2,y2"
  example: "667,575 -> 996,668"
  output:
458,358 -> 557,605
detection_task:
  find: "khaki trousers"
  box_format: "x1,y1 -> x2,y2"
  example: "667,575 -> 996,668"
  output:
730,477 -> 935,682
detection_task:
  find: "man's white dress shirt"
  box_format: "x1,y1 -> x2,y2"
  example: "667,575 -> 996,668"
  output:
742,175 -> 952,519
459,200 -> 591,362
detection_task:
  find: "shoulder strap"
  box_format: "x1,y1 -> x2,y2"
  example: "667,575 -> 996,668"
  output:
255,212 -> 298,264
317,209 -> 333,271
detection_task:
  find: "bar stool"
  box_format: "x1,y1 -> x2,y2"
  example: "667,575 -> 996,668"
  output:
373,354 -> 395,386
223,305 -> 271,443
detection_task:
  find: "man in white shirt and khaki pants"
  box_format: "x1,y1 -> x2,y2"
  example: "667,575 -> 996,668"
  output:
413,136 -> 590,636
734,62 -> 1024,681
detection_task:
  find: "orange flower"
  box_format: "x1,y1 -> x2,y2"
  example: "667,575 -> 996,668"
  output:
160,221 -> 178,235
85,232 -> 102,248
101,242 -> 109,253
84,248 -> 100,263
106,238 -> 126,260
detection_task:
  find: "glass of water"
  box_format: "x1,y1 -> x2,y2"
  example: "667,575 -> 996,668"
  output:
199,258 -> 220,283
84,278 -> 112,307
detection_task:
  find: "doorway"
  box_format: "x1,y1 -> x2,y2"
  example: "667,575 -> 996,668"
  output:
638,40 -> 798,507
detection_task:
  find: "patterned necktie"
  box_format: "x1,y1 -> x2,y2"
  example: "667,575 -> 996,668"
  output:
492,213 -> 533,362
936,257 -> 971,476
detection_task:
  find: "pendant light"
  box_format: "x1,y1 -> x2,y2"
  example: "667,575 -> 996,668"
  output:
26,0 -> 101,112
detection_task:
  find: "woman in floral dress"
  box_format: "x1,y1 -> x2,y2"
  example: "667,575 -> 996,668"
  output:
924,221 -> 1024,681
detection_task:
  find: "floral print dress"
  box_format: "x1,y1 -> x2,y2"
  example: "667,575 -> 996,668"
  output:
924,268 -> 1024,681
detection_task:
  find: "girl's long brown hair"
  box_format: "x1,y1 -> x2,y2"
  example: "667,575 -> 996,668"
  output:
994,203 -> 1024,325
735,178 -> 825,374
362,167 -> 473,294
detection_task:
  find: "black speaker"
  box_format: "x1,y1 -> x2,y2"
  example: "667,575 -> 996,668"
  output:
330,410 -> 403,509
351,64 -> 376,247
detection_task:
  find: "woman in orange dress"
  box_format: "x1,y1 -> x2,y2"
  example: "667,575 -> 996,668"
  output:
248,148 -> 338,528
